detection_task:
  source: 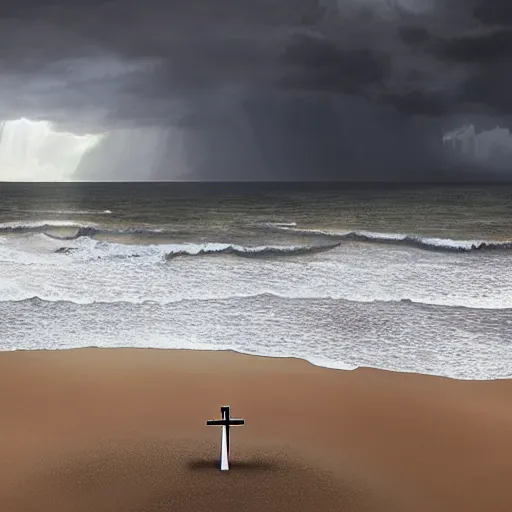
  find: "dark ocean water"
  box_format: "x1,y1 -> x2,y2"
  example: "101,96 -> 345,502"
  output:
0,182 -> 511,379
2,182 -> 512,239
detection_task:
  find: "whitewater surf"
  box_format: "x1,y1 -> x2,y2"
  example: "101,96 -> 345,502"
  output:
0,182 -> 511,380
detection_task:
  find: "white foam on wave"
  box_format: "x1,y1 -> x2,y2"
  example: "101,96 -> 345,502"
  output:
14,209 -> 113,215
41,237 -> 329,262
0,295 -> 509,380
0,235 -> 65,264
268,223 -> 501,251
3,291 -> 511,311
0,220 -> 97,230
1,235 -> 315,264
71,239 -> 218,261
351,231 -> 484,250
1,232 -> 512,309
271,222 -> 298,228
2,219 -> 501,252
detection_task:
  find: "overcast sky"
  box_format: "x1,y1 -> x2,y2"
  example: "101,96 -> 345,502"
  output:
1,0 -> 511,180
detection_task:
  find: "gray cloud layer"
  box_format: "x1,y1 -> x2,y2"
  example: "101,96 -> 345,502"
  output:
0,0 -> 511,179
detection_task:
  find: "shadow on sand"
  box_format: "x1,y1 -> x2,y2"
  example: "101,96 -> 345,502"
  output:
187,458 -> 276,472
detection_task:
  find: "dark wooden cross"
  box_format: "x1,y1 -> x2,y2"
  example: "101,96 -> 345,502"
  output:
206,405 -> 245,470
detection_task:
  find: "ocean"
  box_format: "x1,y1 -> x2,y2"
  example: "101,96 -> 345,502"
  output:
0,182 -> 511,380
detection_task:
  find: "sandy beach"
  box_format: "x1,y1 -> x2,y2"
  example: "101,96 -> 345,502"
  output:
0,348 -> 511,511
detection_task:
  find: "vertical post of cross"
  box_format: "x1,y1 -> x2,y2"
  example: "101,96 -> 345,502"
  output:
220,410 -> 229,470
206,405 -> 245,471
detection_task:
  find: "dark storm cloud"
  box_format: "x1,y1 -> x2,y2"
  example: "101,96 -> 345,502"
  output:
474,0 -> 512,26
426,26 -> 512,117
0,0 -> 511,180
434,29 -> 512,63
397,26 -> 433,47
281,34 -> 390,94
379,90 -> 451,117
0,0 -> 506,121
461,61 -> 512,115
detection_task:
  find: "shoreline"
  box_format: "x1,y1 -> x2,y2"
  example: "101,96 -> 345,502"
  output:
0,347 -> 511,511
1,345 -> 509,382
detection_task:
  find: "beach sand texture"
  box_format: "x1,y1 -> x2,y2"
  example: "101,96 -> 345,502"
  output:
0,348 -> 511,511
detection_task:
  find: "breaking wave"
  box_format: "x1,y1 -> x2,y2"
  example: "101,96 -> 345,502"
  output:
13,209 -> 113,215
341,231 -> 512,251
56,239 -> 341,261
266,224 -> 512,252
165,241 -> 340,259
9,293 -> 507,310
1,295 -> 510,380
0,220 -> 96,232
1,220 -> 512,253
0,221 -> 178,239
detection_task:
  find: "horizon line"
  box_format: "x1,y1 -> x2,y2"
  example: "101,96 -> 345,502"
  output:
0,180 -> 511,185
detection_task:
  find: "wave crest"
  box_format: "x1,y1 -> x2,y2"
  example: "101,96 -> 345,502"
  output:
1,220 -> 511,253
0,220 -> 96,232
12,209 -> 113,215
341,231 -> 512,251
0,222 -> 185,240
268,224 -> 512,252
165,242 -> 340,259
